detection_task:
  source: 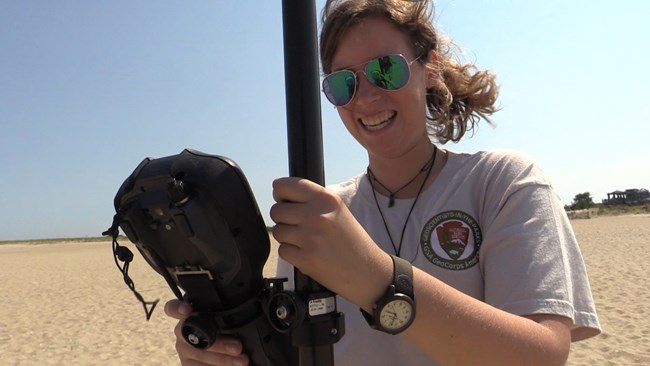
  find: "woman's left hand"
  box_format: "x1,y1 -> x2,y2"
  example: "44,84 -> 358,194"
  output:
270,177 -> 391,307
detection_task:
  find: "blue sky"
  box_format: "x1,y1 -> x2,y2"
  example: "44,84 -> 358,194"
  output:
1,0 -> 648,241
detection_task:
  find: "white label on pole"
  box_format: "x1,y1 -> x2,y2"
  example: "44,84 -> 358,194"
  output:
308,296 -> 336,316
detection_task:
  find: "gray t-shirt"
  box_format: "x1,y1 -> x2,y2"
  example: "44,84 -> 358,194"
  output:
277,149 -> 601,365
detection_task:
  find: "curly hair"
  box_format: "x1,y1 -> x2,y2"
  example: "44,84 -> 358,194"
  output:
320,0 -> 499,143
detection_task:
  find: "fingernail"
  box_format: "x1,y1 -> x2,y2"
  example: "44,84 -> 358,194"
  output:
178,303 -> 191,316
225,343 -> 239,354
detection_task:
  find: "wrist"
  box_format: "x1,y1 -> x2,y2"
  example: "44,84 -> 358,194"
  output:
361,254 -> 417,334
358,250 -> 394,313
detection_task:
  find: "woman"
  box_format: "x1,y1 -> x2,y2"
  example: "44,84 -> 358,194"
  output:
166,1 -> 601,364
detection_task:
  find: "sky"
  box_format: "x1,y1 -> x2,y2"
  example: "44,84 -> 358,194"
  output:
1,0 -> 649,241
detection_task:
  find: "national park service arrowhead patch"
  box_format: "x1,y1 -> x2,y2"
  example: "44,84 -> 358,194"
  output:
421,211 -> 482,270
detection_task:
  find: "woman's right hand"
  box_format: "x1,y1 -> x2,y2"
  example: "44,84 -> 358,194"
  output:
164,299 -> 250,366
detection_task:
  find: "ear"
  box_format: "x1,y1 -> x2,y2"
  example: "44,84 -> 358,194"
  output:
424,49 -> 440,89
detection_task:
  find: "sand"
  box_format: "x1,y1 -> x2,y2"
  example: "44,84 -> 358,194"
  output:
563,215 -> 650,365
1,215 -> 648,365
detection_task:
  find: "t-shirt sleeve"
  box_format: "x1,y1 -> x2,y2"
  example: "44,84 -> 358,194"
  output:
479,152 -> 601,341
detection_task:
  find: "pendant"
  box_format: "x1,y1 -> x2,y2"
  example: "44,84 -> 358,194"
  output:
389,195 -> 395,208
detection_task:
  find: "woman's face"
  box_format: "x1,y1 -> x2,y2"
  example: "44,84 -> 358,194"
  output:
330,16 -> 433,160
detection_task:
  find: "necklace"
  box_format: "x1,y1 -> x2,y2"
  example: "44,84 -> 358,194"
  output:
368,146 -> 437,258
367,150 -> 436,208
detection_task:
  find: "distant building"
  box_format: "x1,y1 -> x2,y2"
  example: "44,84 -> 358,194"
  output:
603,188 -> 650,205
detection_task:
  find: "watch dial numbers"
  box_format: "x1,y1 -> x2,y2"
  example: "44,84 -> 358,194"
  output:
379,299 -> 413,330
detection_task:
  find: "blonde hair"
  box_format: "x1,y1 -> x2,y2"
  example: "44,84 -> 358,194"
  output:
320,0 -> 499,143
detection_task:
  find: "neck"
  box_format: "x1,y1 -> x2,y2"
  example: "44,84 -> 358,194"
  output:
368,140 -> 439,199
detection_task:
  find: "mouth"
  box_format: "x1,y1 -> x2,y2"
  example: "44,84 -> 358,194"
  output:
359,111 -> 396,131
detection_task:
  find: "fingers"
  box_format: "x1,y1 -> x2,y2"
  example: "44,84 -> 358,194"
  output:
166,299 -> 249,365
175,337 -> 249,366
165,299 -> 192,320
270,179 -> 315,226
171,315 -> 246,356
272,177 -> 323,203
270,201 -> 306,226
275,240 -> 302,269
270,177 -> 344,258
270,178 -> 340,226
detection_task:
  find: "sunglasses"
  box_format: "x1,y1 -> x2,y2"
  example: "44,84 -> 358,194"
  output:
322,54 -> 420,107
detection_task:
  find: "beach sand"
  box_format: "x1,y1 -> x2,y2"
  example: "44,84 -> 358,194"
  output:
1,215 -> 648,365
563,215 -> 650,365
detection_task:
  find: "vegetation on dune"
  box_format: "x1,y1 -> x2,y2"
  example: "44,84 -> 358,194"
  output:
564,192 -> 595,211
591,203 -> 650,216
565,191 -> 650,217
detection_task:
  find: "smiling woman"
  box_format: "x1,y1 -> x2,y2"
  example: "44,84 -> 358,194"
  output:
163,1 -> 600,365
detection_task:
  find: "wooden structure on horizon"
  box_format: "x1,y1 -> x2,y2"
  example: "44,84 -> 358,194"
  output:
603,188 -> 650,205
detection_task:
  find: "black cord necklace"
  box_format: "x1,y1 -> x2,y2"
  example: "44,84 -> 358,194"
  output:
367,150 -> 436,208
368,146 -> 437,258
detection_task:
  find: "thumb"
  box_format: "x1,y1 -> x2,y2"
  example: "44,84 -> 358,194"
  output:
164,299 -> 192,320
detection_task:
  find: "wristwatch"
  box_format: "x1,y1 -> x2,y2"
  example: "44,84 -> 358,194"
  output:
361,254 -> 416,334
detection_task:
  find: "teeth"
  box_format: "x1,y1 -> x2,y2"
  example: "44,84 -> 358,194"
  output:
361,111 -> 395,130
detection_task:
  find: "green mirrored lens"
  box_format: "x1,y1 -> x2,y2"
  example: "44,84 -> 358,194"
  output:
322,55 -> 412,106
366,55 -> 409,90
323,70 -> 356,106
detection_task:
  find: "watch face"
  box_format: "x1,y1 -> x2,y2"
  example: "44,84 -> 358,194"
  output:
379,298 -> 414,332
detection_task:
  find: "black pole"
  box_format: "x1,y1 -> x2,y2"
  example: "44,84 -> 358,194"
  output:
281,1 -> 343,366
282,1 -> 324,182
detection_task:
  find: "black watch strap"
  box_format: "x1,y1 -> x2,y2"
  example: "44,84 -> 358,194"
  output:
391,254 -> 414,298
360,255 -> 416,333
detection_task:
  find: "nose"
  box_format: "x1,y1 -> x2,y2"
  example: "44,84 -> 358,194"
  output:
352,72 -> 381,106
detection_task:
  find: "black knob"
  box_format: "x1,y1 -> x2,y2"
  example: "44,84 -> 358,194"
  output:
181,314 -> 218,349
